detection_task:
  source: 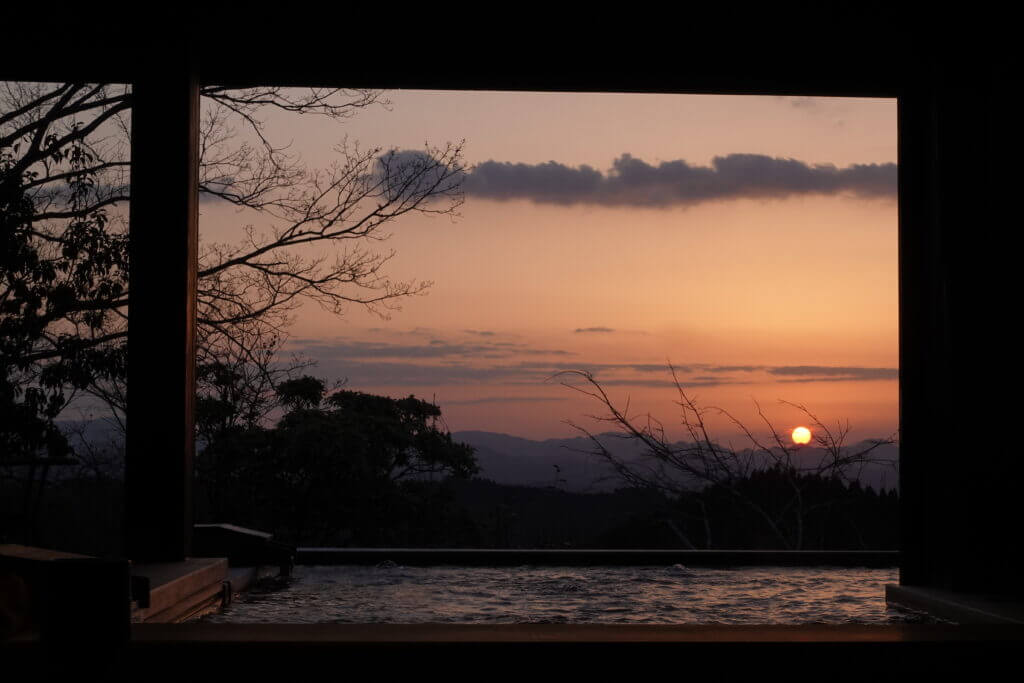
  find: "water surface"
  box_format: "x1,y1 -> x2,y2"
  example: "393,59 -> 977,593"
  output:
206,564 -> 936,624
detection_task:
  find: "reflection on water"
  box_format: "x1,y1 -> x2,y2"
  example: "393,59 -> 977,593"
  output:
205,565 -> 936,624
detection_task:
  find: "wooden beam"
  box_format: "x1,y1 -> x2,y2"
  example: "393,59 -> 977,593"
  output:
125,50 -> 199,562
898,65 -> 1021,596
898,82 -> 943,589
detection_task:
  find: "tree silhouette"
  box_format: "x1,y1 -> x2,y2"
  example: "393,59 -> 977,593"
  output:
0,82 -> 465,453
275,376 -> 327,413
195,381 -> 478,545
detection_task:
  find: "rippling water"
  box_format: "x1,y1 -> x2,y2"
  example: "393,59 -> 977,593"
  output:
205,564 -> 934,624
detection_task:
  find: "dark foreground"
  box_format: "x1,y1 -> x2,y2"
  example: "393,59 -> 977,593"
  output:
5,624 -> 1024,680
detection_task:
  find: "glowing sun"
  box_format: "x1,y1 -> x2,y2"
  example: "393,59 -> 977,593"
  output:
791,426 -> 812,445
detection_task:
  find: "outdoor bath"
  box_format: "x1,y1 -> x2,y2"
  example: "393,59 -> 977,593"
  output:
203,563 -> 935,625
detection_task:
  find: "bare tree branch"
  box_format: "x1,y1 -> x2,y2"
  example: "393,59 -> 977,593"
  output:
551,365 -> 897,549
2,82 -> 464,451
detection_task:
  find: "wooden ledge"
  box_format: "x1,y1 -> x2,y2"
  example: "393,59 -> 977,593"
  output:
131,558 -> 228,623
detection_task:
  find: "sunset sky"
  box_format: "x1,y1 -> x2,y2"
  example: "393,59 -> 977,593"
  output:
200,91 -> 898,443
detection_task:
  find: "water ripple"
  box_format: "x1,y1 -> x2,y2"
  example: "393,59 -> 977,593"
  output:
205,565 -> 938,625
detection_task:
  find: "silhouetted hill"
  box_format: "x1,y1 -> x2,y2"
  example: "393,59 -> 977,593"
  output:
454,431 -> 899,493
453,430 -> 650,492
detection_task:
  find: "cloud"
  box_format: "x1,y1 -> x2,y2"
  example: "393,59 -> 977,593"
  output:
541,362 -> 765,376
768,366 -> 898,382
533,362 -> 686,374
558,377 -> 738,388
290,338 -> 574,361
37,181 -> 131,209
375,149 -> 464,202
462,153 -> 896,207
198,177 -> 235,203
290,357 -> 694,389
702,365 -> 764,373
441,396 -> 569,405
784,97 -> 819,109
574,327 -> 615,333
312,360 -> 526,386
296,340 -> 501,360
284,336 -> 897,391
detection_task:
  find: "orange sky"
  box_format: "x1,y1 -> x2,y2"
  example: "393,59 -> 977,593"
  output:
200,91 -> 898,443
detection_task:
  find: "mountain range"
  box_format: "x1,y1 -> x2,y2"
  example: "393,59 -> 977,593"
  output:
453,430 -> 900,494
49,419 -> 899,493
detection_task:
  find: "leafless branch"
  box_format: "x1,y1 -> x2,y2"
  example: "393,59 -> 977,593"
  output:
3,83 -> 464,441
552,365 -> 898,549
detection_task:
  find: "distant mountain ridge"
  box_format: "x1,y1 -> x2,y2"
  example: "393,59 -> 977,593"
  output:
45,419 -> 899,493
453,430 -> 899,493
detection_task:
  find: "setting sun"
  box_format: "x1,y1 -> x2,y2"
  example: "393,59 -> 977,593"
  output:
792,426 -> 812,445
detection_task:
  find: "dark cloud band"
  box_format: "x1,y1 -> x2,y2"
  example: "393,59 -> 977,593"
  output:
462,153 -> 896,207
286,337 -> 896,388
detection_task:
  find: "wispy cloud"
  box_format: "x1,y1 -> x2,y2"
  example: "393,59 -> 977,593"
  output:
292,338 -> 574,361
780,96 -> 819,109
287,335 -> 897,390
574,327 -> 615,333
311,361 -> 527,386
441,396 -> 569,405
768,366 -> 898,382
558,377 -> 739,389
